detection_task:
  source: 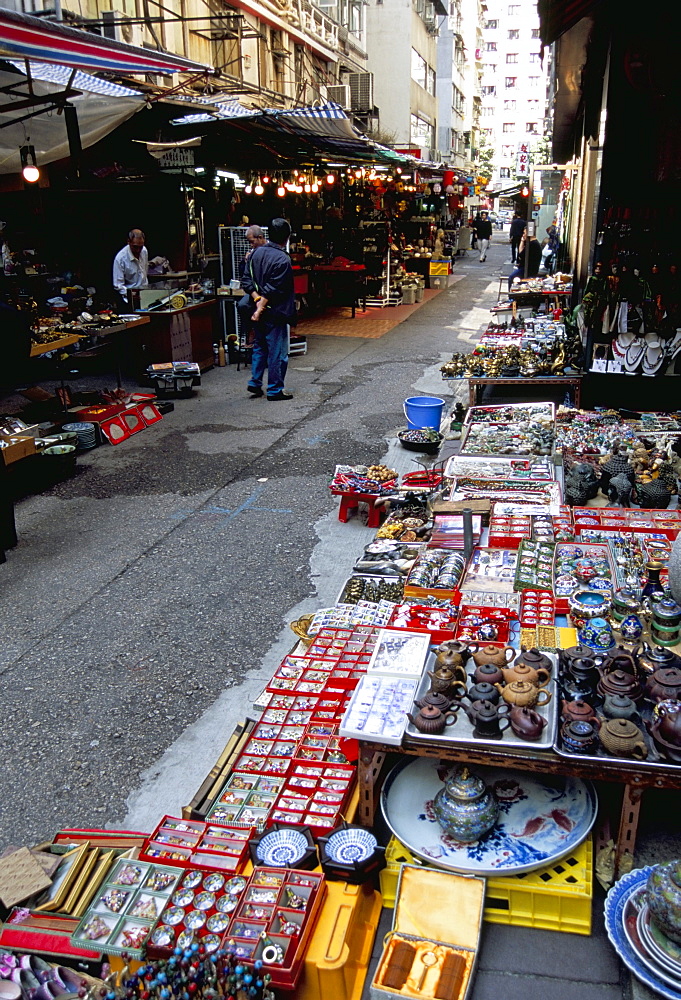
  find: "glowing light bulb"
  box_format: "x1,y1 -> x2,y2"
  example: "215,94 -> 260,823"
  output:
277,186 -> 286,196
326,174 -> 335,184
304,184 -> 311,193
22,165 -> 40,183
355,170 -> 362,178
254,184 -> 264,195
244,184 -> 253,194
295,184 -> 303,193
262,176 -> 270,183
311,182 -> 319,193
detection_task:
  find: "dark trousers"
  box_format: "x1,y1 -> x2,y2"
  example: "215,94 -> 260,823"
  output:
510,237 -> 521,263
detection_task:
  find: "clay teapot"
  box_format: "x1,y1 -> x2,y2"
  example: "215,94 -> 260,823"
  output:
515,647 -> 553,674
597,668 -> 643,703
464,681 -> 501,706
407,703 -> 459,735
647,718 -> 681,763
427,663 -> 467,700
602,694 -> 639,722
634,641 -> 679,677
462,699 -> 510,739
501,661 -> 551,688
645,666 -> 681,704
509,706 -> 548,741
560,644 -> 600,675
468,643 -> 515,668
599,718 -> 647,759
434,640 -> 470,668
496,680 -> 552,709
561,699 -> 598,725
647,704 -> 681,762
600,645 -> 639,677
415,690 -> 453,712
469,662 -> 505,687
560,718 -> 600,754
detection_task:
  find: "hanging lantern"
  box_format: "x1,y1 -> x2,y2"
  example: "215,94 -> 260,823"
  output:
244,183 -> 253,194
311,181 -> 319,193
277,186 -> 286,197
432,182 -> 441,194
354,169 -> 362,179
254,183 -> 264,195
445,184 -> 455,195
262,175 -> 270,184
326,173 -> 336,184
304,183 -> 311,193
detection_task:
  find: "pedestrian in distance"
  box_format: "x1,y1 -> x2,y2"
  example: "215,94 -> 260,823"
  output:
241,218 -> 295,401
508,227 -> 542,291
509,213 -> 526,264
476,211 -> 493,262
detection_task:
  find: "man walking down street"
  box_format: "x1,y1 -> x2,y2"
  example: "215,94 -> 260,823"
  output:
476,212 -> 493,262
241,218 -> 295,401
509,213 -> 526,263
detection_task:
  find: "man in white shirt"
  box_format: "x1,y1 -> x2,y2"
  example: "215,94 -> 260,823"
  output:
113,229 -> 148,304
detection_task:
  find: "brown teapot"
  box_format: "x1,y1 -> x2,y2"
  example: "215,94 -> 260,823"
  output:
469,662 -> 505,687
462,699 -> 510,739
560,644 -> 600,674
597,668 -> 643,703
407,703 -> 459,735
647,706 -> 681,762
427,663 -> 467,700
468,643 -> 515,668
415,690 -> 453,712
495,680 -> 552,708
509,705 -> 548,741
634,641 -> 679,677
434,641 -> 469,669
515,647 -> 553,674
600,645 -> 639,677
561,699 -> 598,725
645,666 -> 681,704
501,662 -> 551,688
599,718 -> 647,760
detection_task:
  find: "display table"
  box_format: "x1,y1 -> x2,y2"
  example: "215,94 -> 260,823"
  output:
468,375 -> 582,406
312,265 -> 366,317
357,737 -> 681,879
135,299 -> 217,372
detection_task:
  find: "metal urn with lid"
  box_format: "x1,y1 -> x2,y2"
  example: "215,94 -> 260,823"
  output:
433,766 -> 498,842
646,860 -> 681,944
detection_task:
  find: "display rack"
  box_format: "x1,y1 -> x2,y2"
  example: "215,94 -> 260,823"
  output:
361,222 -> 400,308
218,225 -> 269,354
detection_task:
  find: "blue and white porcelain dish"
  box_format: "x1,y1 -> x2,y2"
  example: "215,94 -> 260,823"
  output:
325,828 -> 378,865
380,757 -> 597,876
256,829 -> 308,867
604,866 -> 681,1000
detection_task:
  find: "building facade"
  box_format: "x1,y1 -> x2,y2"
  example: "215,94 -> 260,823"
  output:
479,0 -> 550,189
436,0 -> 483,171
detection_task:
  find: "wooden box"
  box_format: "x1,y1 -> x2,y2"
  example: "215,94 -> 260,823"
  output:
371,865 -> 485,1000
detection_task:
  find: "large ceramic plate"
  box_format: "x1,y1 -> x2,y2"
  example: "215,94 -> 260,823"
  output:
380,757 -> 597,876
637,905 -> 681,981
604,867 -> 681,1000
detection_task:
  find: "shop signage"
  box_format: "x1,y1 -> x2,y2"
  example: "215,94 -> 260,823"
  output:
516,142 -> 529,176
158,148 -> 195,168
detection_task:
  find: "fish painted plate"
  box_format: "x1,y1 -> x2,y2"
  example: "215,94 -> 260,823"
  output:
380,757 -> 596,875
605,866 -> 681,1000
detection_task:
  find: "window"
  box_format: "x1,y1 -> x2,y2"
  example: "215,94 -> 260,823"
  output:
453,85 -> 465,113
531,27 -> 540,38
528,76 -> 540,87
485,63 -> 497,74
526,122 -> 538,133
502,122 -> 514,132
502,144 -> 514,157
411,114 -> 434,148
529,52 -> 541,63
507,28 -> 519,39
481,85 -> 496,96
481,127 -> 493,139
526,98 -> 539,110
507,4 -> 520,13
481,106 -> 494,116
427,66 -> 436,95
484,18 -> 498,28
485,41 -> 497,51
506,53 -> 517,63
503,99 -> 516,110
411,48 -> 427,89
505,77 -> 516,88
500,167 -> 511,178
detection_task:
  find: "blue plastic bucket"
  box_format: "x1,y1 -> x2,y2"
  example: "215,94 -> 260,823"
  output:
403,395 -> 446,430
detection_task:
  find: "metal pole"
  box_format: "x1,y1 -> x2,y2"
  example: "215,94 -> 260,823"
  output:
524,153 -> 533,280
64,104 -> 82,181
463,507 -> 474,559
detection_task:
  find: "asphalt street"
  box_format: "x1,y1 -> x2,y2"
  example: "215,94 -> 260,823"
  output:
0,237 -> 676,1000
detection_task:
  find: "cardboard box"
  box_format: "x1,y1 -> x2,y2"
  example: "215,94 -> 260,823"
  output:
1,433 -> 36,465
371,865 -> 485,1000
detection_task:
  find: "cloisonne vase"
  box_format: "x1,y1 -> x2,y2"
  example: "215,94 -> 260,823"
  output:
433,766 -> 498,843
647,859 -> 681,944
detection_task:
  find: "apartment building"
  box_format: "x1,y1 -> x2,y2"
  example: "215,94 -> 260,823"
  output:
365,0 -> 446,158
436,0 -> 483,171
479,0 -> 550,188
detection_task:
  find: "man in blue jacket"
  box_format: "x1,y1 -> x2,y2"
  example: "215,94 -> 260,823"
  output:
241,218 -> 295,401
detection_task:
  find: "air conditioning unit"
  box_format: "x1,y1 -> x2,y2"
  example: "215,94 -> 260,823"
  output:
338,25 -> 349,42
428,149 -> 444,162
348,72 -> 374,111
326,84 -> 352,109
101,9 -> 141,46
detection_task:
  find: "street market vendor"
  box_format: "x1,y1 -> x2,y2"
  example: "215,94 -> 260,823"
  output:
113,228 -> 148,305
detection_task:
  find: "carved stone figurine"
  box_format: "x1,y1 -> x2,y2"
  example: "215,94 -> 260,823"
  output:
607,472 -> 636,507
564,463 -> 600,507
599,443 -> 635,495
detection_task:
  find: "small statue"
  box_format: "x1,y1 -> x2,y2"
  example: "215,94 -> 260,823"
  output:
608,471 -> 636,507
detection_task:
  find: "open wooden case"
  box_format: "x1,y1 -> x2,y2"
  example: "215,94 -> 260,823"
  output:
371,865 -> 485,1000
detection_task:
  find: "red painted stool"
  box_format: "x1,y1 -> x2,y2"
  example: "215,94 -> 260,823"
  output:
331,490 -> 385,528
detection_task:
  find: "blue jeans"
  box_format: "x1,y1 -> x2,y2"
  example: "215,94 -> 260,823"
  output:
248,322 -> 288,396
508,266 -> 523,292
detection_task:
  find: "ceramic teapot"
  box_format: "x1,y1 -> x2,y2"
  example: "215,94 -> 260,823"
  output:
415,690 -> 453,712
645,666 -> 681,703
647,719 -> 681,763
468,643 -> 515,668
462,699 -> 510,739
433,766 -> 498,842
634,641 -> 679,677
602,694 -> 639,722
560,644 -> 600,675
561,699 -> 598,725
600,645 -> 639,677
463,681 -> 501,706
597,668 -> 643,703
599,718 -> 647,759
495,680 -> 552,709
646,861 -> 681,944
469,662 -> 505,687
407,703 -> 459,735
427,663 -> 467,700
560,718 -> 600,754
515,647 -> 553,674
508,706 -> 548,741
501,661 -> 551,688
434,640 -> 470,667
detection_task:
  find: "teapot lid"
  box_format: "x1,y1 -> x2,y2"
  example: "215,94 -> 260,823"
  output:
445,766 -> 488,801
521,646 -> 544,662
604,718 -> 638,736
650,644 -> 676,662
472,699 -> 500,719
419,704 -> 442,718
470,682 -> 496,694
652,666 -> 681,683
655,597 -> 681,619
606,693 -> 635,706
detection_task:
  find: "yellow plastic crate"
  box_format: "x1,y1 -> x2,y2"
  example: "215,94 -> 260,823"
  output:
379,835 -> 592,935
429,260 -> 451,276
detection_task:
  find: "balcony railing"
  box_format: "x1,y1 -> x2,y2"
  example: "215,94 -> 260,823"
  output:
298,0 -> 339,48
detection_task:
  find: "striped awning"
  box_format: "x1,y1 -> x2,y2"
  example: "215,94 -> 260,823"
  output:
0,8 -> 211,75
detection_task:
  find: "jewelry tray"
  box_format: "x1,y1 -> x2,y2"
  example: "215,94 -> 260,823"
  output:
404,651 -> 558,752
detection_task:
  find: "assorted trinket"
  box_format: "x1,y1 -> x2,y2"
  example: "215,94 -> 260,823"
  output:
514,539 -> 555,591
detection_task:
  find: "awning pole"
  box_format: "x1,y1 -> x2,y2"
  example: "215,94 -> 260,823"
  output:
64,103 -> 82,180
